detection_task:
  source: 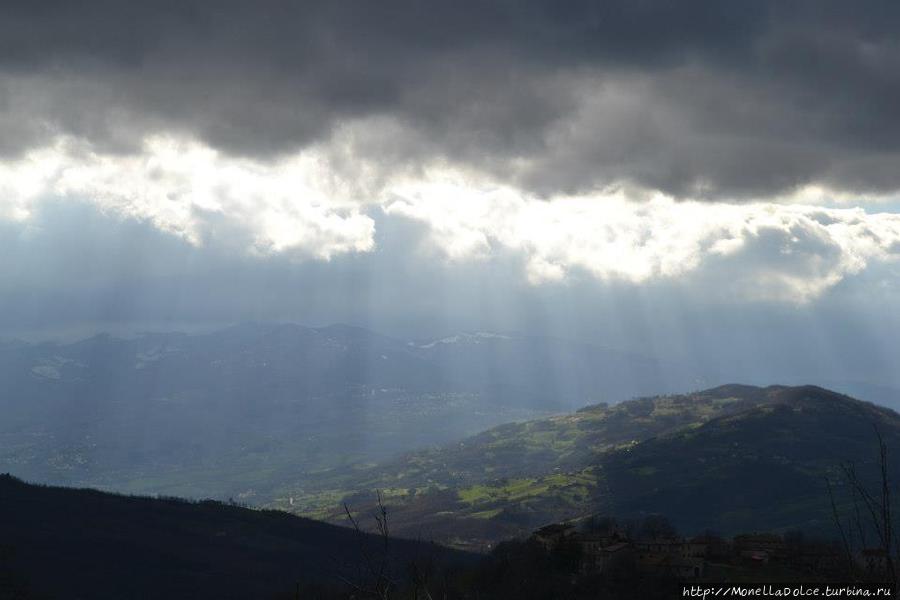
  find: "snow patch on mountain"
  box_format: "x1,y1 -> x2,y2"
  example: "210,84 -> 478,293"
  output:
417,332 -> 514,349
30,356 -> 85,379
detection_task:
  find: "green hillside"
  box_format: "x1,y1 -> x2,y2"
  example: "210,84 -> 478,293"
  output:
278,385 -> 900,550
602,385 -> 900,533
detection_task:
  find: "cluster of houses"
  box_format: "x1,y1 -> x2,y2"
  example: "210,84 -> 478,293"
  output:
532,523 -> 708,578
531,523 -> 888,580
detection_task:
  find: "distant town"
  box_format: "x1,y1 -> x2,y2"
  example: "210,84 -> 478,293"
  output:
531,519 -> 891,583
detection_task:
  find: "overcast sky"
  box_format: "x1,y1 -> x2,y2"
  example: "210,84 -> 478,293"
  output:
2,1 -> 900,387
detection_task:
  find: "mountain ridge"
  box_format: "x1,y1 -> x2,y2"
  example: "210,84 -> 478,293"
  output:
285,384 -> 900,549
0,322 -> 689,501
0,473 -> 474,599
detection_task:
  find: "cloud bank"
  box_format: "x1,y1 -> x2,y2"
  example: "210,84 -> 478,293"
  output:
386,180 -> 900,302
2,137 -> 900,303
1,0 -> 900,318
0,137 -> 374,259
0,1 -> 899,199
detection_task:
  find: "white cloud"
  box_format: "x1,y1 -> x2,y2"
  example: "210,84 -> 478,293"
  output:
2,135 -> 900,303
385,175 -> 900,302
0,136 -> 375,260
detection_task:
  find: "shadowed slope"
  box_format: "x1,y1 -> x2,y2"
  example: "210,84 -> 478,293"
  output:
0,475 -> 474,600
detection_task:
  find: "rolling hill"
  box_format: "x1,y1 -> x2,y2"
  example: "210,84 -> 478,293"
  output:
0,323 -> 688,500
284,385 -> 900,549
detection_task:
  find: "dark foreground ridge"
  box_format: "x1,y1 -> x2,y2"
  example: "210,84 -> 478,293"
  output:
0,474 -> 474,599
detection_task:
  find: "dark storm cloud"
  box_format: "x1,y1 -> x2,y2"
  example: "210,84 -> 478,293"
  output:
1,1 -> 899,197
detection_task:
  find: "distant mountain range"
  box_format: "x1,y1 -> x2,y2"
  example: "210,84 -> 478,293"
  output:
6,325 -> 898,554
0,474 -> 473,599
0,322 -> 694,500
289,385 -> 900,550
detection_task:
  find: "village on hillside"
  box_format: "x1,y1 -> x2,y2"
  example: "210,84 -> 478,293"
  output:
530,521 -> 891,582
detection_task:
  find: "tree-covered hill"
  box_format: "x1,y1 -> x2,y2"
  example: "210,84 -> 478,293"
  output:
286,385 -> 900,550
0,474 -> 473,599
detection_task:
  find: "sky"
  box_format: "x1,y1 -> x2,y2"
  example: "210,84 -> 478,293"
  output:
2,1 -> 900,387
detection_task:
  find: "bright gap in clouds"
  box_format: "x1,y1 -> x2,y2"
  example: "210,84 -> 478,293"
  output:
2,134 -> 900,304
386,181 -> 900,302
0,136 -> 375,259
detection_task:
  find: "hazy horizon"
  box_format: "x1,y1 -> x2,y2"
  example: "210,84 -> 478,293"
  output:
2,2 -> 900,397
